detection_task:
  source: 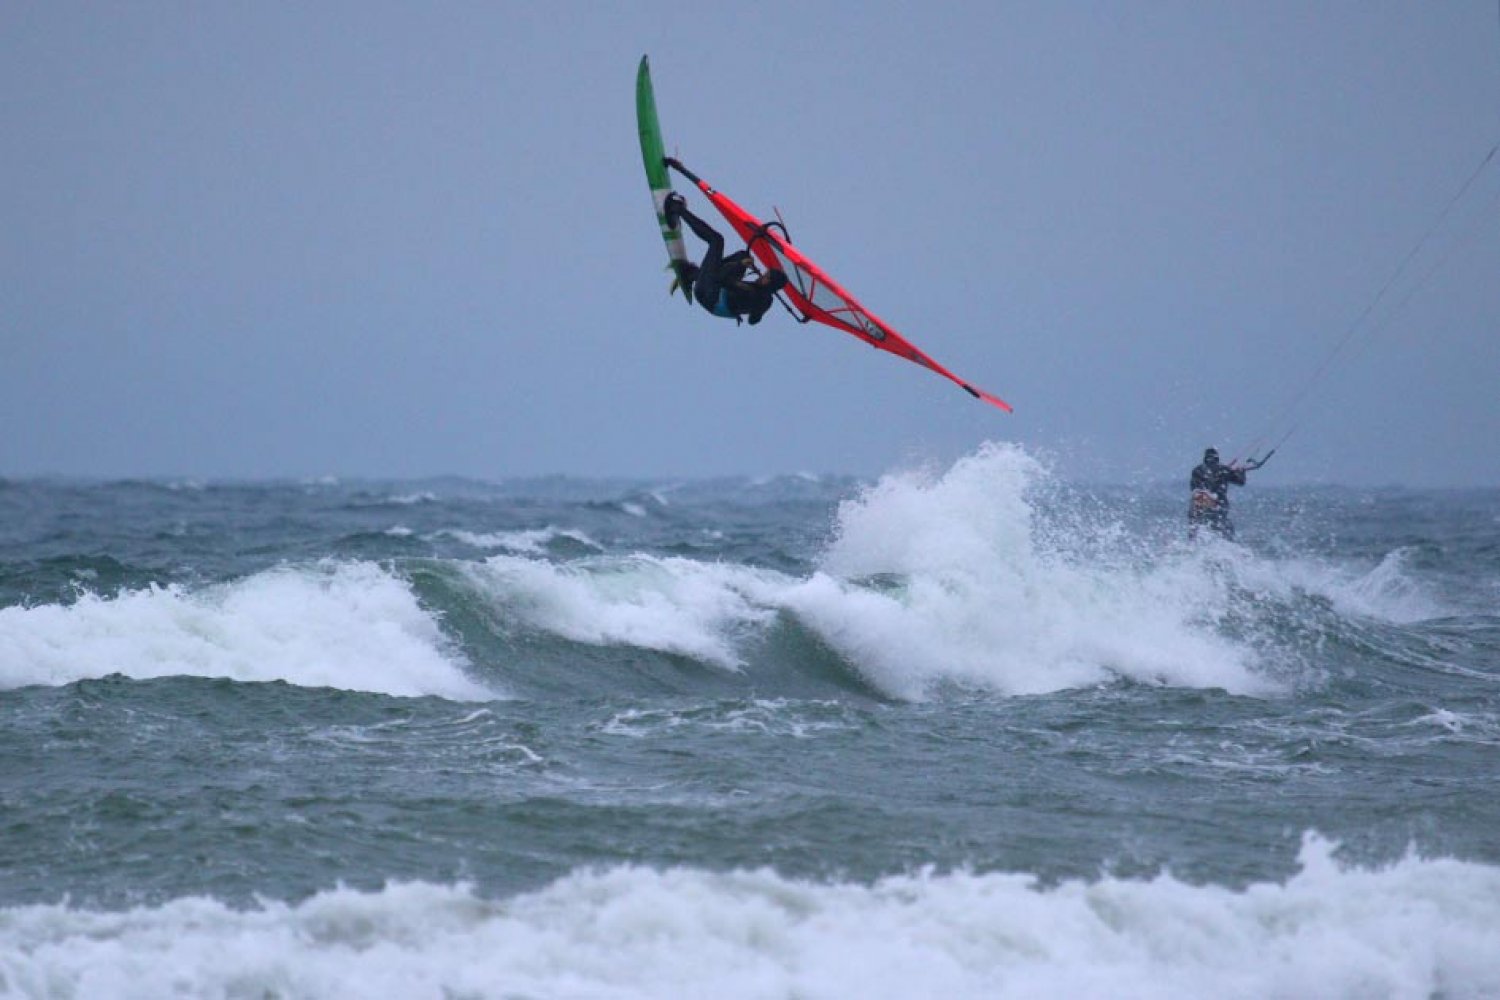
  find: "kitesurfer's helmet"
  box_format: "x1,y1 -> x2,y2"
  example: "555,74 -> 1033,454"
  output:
1204,448 -> 1220,464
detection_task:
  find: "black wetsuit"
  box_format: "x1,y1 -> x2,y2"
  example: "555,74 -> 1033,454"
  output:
675,205 -> 787,324
1188,459 -> 1247,539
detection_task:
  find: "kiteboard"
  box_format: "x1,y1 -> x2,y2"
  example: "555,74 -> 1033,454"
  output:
635,56 -> 693,302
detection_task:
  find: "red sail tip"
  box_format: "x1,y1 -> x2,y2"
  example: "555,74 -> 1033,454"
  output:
964,383 -> 1013,412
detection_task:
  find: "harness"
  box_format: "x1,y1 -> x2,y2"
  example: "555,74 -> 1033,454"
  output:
711,289 -> 736,319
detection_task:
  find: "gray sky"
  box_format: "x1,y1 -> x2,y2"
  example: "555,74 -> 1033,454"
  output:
3,2 -> 1497,486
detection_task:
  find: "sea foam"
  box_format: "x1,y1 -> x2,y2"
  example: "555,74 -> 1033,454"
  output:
464,554 -> 780,670
1,836 -> 1495,1000
0,561 -> 490,700
438,525 -> 603,555
457,444 -> 1344,699
786,443 -> 1271,698
454,444 -> 1453,700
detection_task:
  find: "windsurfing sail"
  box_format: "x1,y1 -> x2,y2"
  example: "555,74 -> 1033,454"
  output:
666,159 -> 1011,413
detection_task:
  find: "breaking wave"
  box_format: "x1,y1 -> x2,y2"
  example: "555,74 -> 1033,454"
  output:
3,836 -> 1495,1000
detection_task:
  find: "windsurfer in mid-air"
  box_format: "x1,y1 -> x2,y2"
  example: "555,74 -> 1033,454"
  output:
663,179 -> 787,325
1188,448 -> 1266,540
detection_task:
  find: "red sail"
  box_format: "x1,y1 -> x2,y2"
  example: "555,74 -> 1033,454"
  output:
691,177 -> 1011,413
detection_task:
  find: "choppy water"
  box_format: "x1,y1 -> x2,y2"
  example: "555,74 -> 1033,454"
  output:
2,444 -> 1498,998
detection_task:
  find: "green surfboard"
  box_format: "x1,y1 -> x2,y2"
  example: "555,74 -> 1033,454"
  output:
636,55 -> 692,301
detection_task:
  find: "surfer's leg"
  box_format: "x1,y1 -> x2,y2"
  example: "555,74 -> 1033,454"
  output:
693,251 -> 722,312
688,213 -> 725,312
677,206 -> 722,250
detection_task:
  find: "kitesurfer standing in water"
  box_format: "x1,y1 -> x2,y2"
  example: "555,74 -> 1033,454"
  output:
663,184 -> 788,325
1189,448 -> 1264,540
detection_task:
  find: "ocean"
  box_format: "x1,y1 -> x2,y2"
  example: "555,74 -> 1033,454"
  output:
2,443 -> 1498,999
